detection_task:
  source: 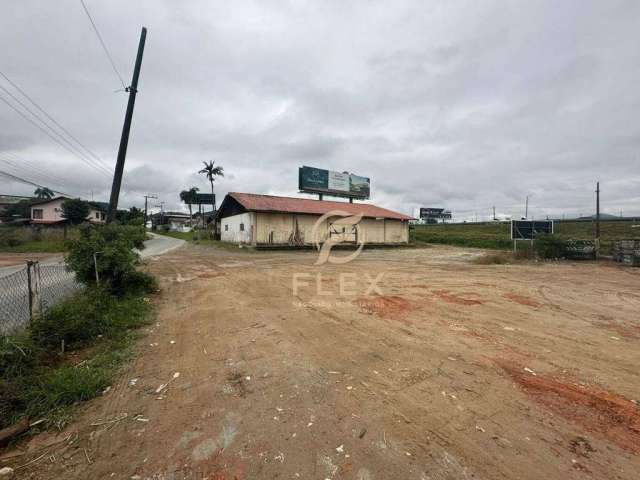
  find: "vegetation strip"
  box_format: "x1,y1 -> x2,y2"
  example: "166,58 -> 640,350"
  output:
0,224 -> 157,440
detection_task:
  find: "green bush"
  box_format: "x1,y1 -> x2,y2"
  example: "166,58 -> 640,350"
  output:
31,289 -> 151,349
65,224 -> 153,296
0,229 -> 23,247
534,234 -> 568,259
1,290 -> 152,429
61,198 -> 91,225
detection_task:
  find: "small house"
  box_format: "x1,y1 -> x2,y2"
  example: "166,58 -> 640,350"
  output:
30,197 -> 106,225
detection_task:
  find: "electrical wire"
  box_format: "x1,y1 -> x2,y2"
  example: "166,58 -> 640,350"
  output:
0,152 -> 71,186
80,0 -> 127,90
0,169 -> 70,196
0,83 -> 110,175
0,156 -> 70,190
0,70 -> 112,171
0,91 -> 112,177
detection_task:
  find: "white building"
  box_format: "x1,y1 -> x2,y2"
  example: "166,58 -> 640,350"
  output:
215,192 -> 413,246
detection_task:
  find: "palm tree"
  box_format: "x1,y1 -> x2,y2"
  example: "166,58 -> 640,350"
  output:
34,187 -> 54,200
198,161 -> 224,214
179,187 -> 199,228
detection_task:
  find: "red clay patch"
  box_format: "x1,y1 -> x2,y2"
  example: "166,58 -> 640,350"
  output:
595,315 -> 640,339
503,292 -> 541,308
497,361 -> 640,454
354,295 -> 412,323
433,289 -> 484,306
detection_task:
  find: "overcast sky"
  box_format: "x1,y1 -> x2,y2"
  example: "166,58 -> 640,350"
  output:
1,0 -> 639,220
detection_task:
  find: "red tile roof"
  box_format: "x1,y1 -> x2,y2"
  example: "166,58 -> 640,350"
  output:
227,192 -> 414,220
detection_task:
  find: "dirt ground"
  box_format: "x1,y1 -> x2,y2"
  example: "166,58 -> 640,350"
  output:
0,253 -> 60,268
4,244 -> 640,479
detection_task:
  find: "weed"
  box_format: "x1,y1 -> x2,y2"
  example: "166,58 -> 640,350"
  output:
472,252 -> 512,264
1,290 -> 152,431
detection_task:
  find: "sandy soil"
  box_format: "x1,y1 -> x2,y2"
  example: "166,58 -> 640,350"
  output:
4,244 -> 640,479
0,253 -> 61,269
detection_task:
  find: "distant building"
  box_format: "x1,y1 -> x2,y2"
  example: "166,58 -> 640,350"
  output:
29,197 -> 106,225
215,192 -> 413,246
151,211 -> 192,231
0,194 -> 33,221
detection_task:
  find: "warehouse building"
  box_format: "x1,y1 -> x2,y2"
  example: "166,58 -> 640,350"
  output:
215,192 -> 413,246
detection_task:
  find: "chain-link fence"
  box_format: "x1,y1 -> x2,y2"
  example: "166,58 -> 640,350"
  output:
0,261 -> 81,335
0,267 -> 31,335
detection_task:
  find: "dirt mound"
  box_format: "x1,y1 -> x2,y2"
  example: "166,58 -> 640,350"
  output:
503,292 -> 541,307
433,289 -> 484,306
354,295 -> 412,321
497,362 -> 640,454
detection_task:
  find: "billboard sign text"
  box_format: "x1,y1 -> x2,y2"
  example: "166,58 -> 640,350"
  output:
299,166 -> 370,199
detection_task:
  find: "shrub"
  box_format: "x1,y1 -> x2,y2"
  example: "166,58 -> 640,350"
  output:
472,252 -> 511,265
61,198 -> 91,225
1,292 -> 152,429
0,229 -> 23,247
31,289 -> 151,349
31,289 -> 107,348
65,224 -> 152,296
534,234 -> 568,259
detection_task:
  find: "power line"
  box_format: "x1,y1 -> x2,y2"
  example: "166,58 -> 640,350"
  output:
0,169 -> 70,196
0,82 -> 110,175
0,156 -> 70,189
0,70 -> 112,170
2,152 -> 71,186
0,90 -> 111,177
80,0 -> 127,90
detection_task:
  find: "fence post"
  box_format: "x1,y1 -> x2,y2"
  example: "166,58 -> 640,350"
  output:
26,261 -> 41,324
26,261 -> 33,322
93,252 -> 101,286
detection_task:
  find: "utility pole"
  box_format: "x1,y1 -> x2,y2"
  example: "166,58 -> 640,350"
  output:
107,27 -> 148,223
595,181 -> 600,257
153,202 -> 165,227
492,206 -> 496,221
143,194 -> 157,228
524,195 -> 529,219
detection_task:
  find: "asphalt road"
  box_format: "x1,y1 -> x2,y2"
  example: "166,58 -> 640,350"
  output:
138,232 -> 186,258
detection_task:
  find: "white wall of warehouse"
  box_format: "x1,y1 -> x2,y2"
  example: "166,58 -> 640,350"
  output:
220,212 -> 254,243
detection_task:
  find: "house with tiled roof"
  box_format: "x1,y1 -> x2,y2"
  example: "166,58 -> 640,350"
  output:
29,196 -> 107,225
215,192 -> 414,246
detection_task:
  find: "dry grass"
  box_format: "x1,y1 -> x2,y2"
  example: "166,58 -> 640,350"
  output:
472,252 -> 513,264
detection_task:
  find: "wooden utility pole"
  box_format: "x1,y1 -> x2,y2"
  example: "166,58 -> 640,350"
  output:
525,195 -> 529,219
595,181 -> 600,257
492,206 -> 496,221
107,27 -> 148,223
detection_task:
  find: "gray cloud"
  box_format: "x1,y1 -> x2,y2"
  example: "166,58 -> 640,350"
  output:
1,0 -> 639,221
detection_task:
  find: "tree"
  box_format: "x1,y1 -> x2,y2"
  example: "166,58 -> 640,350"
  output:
34,187 -> 54,200
61,198 -> 90,225
115,206 -> 144,225
0,200 -> 31,222
179,187 -> 199,228
198,161 -> 224,217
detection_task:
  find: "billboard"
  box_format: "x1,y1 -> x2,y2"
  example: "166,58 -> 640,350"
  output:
193,193 -> 215,204
420,208 -> 452,219
299,166 -> 370,199
511,220 -> 553,240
